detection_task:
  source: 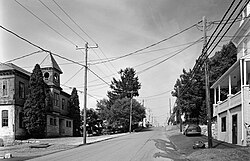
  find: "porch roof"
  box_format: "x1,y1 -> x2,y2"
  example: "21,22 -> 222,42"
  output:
211,59 -> 240,89
211,54 -> 250,89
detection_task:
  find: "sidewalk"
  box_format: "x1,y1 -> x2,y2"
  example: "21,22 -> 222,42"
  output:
0,133 -> 129,160
166,125 -> 250,161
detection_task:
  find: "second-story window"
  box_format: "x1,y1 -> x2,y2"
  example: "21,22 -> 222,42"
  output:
62,98 -> 65,110
19,82 -> 25,99
54,93 -> 59,107
2,80 -> 8,96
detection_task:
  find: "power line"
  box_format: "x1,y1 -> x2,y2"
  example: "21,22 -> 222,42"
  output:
134,38 -> 203,69
180,0 -> 246,97
62,66 -> 84,85
14,0 -> 77,46
0,24 -> 110,87
52,0 -> 118,76
137,38 -> 202,75
38,0 -> 87,43
4,50 -> 44,63
92,21 -> 201,65
139,89 -> 173,99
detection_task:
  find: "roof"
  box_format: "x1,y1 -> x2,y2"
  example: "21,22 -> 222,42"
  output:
0,63 -> 31,76
40,53 -> 62,74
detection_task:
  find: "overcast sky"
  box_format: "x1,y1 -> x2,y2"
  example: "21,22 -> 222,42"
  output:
0,0 -> 241,125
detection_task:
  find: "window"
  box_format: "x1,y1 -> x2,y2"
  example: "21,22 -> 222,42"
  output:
66,121 -> 71,127
2,110 -> 8,127
54,73 -> 59,83
19,82 -> 25,98
2,80 -> 8,96
19,112 -> 24,128
50,118 -> 53,125
54,93 -> 59,107
44,72 -> 49,80
221,117 -> 226,132
54,118 -> 57,126
62,98 -> 65,110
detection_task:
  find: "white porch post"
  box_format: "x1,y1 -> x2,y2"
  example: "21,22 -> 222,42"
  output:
229,75 -> 232,96
214,87 -> 217,104
240,59 -> 245,144
218,85 -> 221,102
244,60 -> 247,85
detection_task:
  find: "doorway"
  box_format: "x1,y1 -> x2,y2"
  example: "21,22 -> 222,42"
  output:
232,114 -> 237,144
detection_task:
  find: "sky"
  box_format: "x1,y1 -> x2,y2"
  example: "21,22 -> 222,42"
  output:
0,0 -> 242,126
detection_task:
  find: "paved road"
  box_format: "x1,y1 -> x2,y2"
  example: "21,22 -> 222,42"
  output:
27,127 -> 185,161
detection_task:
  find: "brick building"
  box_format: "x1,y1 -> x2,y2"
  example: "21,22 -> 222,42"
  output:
0,54 -> 73,145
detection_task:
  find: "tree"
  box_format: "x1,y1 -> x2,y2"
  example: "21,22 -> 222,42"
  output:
96,98 -> 112,125
68,88 -> 81,136
107,68 -> 141,104
171,41 -> 237,124
110,98 -> 145,131
23,64 -> 47,138
81,108 -> 102,135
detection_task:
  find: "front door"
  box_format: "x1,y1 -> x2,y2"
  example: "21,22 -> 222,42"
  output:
232,114 -> 237,144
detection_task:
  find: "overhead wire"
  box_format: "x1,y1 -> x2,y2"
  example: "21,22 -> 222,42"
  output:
0,24 -> 110,86
92,21 -> 202,65
14,0 -> 77,47
180,0 -> 247,97
38,0 -> 87,43
4,50 -> 44,63
38,0 -> 112,82
52,0 -> 118,74
137,37 -> 202,75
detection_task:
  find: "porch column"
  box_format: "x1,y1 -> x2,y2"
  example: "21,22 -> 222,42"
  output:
214,87 -> 217,104
218,85 -> 221,102
244,59 -> 247,85
229,75 -> 232,96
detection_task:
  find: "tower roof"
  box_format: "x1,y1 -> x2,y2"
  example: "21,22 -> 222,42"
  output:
40,53 -> 62,74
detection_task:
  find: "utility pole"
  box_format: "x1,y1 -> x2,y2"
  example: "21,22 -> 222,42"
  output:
169,98 -> 171,125
129,91 -> 133,133
76,42 -> 98,144
203,16 -> 213,148
169,98 -> 171,116
177,87 -> 182,132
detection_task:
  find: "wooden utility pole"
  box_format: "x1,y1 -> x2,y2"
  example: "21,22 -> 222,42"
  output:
129,91 -> 133,133
76,42 -> 98,144
203,16 -> 213,148
177,87 -> 182,132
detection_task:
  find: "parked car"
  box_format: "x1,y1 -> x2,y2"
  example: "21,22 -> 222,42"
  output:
183,124 -> 201,136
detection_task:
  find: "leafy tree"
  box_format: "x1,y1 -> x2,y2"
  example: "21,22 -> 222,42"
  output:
107,68 -> 141,104
171,41 -> 237,124
110,98 -> 145,131
96,98 -> 112,125
23,64 -> 47,138
81,108 -> 102,135
68,88 -> 81,136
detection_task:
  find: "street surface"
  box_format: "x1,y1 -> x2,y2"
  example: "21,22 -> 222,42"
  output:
27,127 -> 185,161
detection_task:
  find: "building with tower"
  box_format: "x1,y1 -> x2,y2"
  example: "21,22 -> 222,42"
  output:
0,54 -> 73,145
